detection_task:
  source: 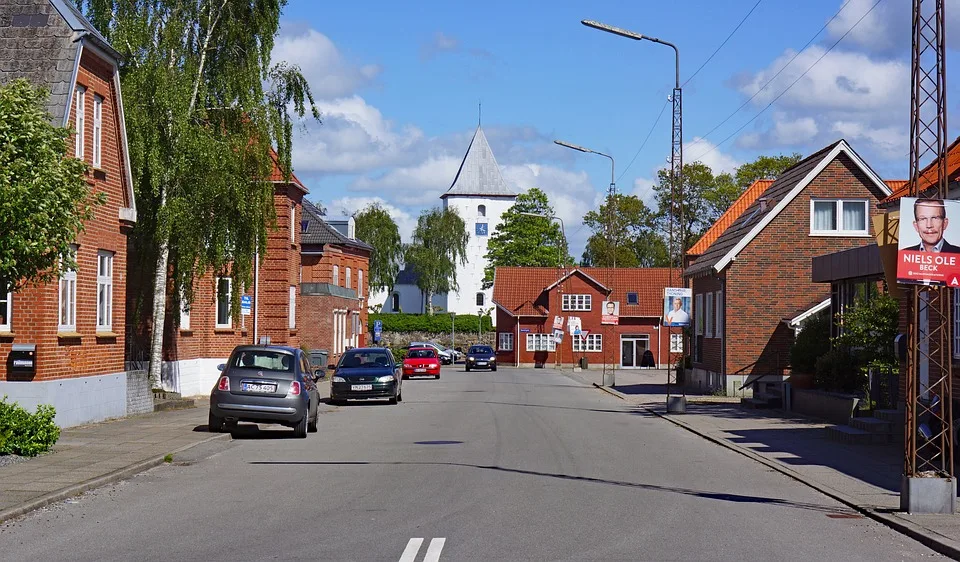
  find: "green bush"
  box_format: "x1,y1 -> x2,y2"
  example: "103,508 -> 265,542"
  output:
790,310 -> 831,375
814,347 -> 865,394
0,397 -> 61,457
369,313 -> 493,334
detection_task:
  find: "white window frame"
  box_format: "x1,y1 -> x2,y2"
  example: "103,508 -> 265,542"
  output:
670,333 -> 683,353
498,332 -> 514,351
358,270 -> 363,298
809,198 -> 870,236
180,289 -> 191,331
705,292 -> 714,338
96,250 -> 114,332
0,286 -> 11,332
92,94 -> 103,167
573,333 -> 603,352
289,286 -> 297,330
74,86 -> 85,159
215,277 -> 232,329
346,267 -> 351,290
59,245 -> 78,332
695,293 -> 703,336
290,204 -> 296,244
562,294 -> 592,311
333,265 -> 339,286
525,333 -> 556,352
716,290 -> 724,340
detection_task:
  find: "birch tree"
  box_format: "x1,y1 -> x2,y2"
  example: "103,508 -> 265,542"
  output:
405,208 -> 468,316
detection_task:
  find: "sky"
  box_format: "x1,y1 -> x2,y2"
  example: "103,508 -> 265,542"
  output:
271,0 -> 960,257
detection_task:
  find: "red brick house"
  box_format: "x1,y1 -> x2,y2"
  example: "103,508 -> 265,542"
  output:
299,201 -> 372,367
0,0 -> 143,426
493,267 -> 678,368
683,140 -> 893,395
161,150 -> 306,396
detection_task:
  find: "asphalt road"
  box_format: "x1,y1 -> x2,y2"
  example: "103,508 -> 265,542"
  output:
0,366 -> 942,561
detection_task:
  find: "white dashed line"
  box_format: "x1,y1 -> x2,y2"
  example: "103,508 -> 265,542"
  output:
399,538 -> 424,562
398,537 -> 446,561
423,538 -> 446,561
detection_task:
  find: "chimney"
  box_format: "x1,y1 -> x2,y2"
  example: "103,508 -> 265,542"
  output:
759,197 -> 775,213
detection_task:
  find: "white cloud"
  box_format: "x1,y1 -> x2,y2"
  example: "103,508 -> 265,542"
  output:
683,137 -> 741,174
826,0 -> 905,54
831,121 -> 907,159
420,32 -> 460,60
351,155 -> 461,197
326,196 -> 419,243
272,27 -> 381,99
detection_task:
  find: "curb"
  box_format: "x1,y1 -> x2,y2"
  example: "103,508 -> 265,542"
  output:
639,405 -> 960,561
592,382 -> 626,400
0,432 -> 231,524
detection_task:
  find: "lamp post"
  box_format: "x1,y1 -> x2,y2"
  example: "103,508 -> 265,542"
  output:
553,140 -> 617,267
450,311 -> 456,357
583,18 -> 685,413
478,308 -> 483,343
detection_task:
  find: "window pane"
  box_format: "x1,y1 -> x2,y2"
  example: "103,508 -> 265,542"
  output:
813,201 -> 837,231
842,201 -> 867,232
217,279 -> 230,325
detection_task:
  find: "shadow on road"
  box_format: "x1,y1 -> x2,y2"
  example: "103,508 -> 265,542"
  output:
402,399 -> 646,416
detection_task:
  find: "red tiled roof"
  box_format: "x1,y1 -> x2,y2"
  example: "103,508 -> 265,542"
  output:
880,137 -> 960,205
688,179 -> 773,256
268,148 -> 308,192
492,267 -> 682,318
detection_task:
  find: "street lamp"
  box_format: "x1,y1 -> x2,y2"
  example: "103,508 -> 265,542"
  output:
583,18 -> 685,413
450,311 -> 456,357
553,139 -> 618,267
517,212 -> 566,268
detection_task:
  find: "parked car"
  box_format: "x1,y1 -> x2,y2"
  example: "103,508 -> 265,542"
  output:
443,346 -> 463,363
403,347 -> 441,379
465,344 -> 497,372
209,345 -> 322,438
330,347 -> 403,405
408,341 -> 453,365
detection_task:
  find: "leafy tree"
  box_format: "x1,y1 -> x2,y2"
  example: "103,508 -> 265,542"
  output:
582,193 -> 668,267
405,207 -> 469,316
835,292 -> 899,370
354,203 -> 404,293
0,79 -> 101,290
483,188 -> 569,288
78,1 -> 319,385
734,153 -> 803,189
789,310 -> 831,375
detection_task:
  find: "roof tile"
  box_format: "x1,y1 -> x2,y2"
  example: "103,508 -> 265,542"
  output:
880,136 -> 960,205
688,179 -> 773,256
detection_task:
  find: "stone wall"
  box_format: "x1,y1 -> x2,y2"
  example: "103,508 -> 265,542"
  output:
126,370 -> 153,415
376,331 -> 494,351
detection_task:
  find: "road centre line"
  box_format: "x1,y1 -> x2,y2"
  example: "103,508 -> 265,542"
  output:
398,537 -> 446,561
398,538 -> 423,562
424,538 -> 446,561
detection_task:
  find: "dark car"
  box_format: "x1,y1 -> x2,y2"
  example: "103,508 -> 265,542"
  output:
209,345 -> 322,438
330,347 -> 403,405
465,344 -> 497,372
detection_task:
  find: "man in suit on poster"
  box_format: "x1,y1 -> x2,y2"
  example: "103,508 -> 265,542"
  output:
907,199 -> 960,253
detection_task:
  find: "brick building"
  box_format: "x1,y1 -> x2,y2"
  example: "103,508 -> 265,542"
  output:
160,150 -> 306,396
492,267 -> 678,368
299,200 -> 372,367
0,0 -> 144,426
684,140 -> 892,395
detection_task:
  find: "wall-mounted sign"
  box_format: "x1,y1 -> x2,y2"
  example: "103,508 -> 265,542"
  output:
241,295 -> 252,316
520,328 -> 531,333
475,222 -> 489,236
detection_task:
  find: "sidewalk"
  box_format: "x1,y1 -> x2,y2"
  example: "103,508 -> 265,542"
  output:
565,367 -> 960,560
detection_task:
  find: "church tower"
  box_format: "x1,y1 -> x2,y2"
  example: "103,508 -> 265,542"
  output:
440,125 -> 517,323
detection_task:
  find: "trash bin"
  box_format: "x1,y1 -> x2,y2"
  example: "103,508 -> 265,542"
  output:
579,356 -> 588,370
309,350 -> 330,373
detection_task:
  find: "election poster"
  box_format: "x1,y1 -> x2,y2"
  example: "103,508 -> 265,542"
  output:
897,197 -> 960,286
601,301 -> 619,325
663,287 -> 692,327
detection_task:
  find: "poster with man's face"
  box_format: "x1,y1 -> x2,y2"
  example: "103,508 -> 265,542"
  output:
601,301 -> 619,325
663,287 -> 692,327
897,197 -> 960,286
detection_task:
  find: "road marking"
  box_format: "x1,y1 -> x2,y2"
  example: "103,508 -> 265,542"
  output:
398,537 -> 446,561
399,538 -> 424,562
424,538 -> 446,561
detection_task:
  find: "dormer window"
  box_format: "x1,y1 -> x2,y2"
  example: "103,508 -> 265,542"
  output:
478,205 -> 486,217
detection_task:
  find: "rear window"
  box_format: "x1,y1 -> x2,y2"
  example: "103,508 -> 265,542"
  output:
232,350 -> 295,372
341,349 -> 393,368
407,349 -> 437,359
470,346 -> 494,354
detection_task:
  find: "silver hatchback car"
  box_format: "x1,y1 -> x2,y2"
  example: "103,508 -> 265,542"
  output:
209,345 -> 322,438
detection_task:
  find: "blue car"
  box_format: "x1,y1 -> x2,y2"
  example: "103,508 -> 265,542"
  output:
329,347 -> 403,405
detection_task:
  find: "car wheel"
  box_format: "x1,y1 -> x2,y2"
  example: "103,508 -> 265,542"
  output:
397,387 -> 403,402
308,408 -> 319,433
435,374 -> 440,380
293,414 -> 308,438
208,412 -> 224,433
465,366 -> 471,372
388,394 -> 398,405
492,366 -> 497,371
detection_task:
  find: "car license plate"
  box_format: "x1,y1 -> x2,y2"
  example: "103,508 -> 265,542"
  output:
242,383 -> 276,393
351,384 -> 373,391
476,361 -> 487,366
415,368 -> 426,373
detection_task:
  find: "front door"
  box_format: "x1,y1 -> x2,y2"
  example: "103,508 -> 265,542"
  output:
620,336 -> 650,369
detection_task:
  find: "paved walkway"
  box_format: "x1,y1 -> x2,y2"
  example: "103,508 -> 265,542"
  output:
563,367 -> 960,559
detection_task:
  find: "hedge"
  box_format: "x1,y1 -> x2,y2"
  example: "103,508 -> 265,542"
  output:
369,313 -> 493,334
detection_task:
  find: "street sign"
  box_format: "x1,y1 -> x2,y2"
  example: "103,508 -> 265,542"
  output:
580,329 -> 590,339
373,319 -> 383,342
520,328 -> 531,333
240,295 -> 252,316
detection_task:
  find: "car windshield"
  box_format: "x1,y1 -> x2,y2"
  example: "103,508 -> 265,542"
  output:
470,346 -> 494,355
232,350 -> 295,372
341,350 -> 392,368
407,349 -> 437,359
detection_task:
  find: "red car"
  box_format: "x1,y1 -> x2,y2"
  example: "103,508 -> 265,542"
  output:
403,347 -> 441,379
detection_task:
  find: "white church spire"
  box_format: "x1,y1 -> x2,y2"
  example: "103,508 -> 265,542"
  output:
440,126 -> 517,199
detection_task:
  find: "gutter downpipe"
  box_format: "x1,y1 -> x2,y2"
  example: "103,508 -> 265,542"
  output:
720,273 -> 727,396
516,315 -> 520,367
253,245 -> 259,344
658,323 -> 662,369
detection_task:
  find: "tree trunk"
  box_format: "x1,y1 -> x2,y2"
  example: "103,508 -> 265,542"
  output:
147,238 -> 169,389
425,287 -> 434,316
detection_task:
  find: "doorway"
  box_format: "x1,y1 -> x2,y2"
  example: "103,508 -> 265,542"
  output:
620,335 -> 650,369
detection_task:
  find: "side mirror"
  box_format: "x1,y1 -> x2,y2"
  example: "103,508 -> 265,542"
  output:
217,363 -> 226,371
314,368 -> 325,380
327,364 -> 336,371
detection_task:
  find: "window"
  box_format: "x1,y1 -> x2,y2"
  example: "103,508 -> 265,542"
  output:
498,332 -> 514,351
670,333 -> 683,353
478,205 -> 486,217
74,86 -> 85,159
216,277 -> 232,328
59,245 -> 78,331
716,290 -> 724,340
92,95 -> 103,167
573,333 -> 603,352
346,267 -> 351,290
333,265 -> 339,286
627,292 -> 639,305
526,333 -> 556,352
0,283 -> 10,332
476,292 -> 485,306
290,204 -> 296,244
180,290 -> 191,331
562,294 -> 592,311
289,286 -> 296,330
96,251 -> 114,331
391,293 -> 400,312
810,199 -> 869,235
705,292 -> 714,338
695,293 -> 703,336
358,270 -> 363,297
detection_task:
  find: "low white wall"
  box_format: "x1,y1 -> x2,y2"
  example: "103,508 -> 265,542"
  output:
0,372 -> 128,428
162,358 -> 226,397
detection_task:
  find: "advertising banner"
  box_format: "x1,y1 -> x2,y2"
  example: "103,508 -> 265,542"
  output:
553,315 -> 564,330
663,288 -> 692,327
897,197 -> 960,286
568,316 -> 582,336
601,301 -> 619,325
552,328 -> 564,344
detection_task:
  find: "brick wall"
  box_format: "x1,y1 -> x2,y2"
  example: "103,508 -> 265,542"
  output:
299,244 -> 370,362
0,49 -> 131,381
690,274 -> 724,373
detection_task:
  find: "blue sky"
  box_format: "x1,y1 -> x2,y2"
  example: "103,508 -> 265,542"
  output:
273,0 -> 960,255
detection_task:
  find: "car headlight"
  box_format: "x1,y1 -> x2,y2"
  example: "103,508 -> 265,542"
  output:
332,376 -> 346,382
378,375 -> 395,382
489,357 -> 496,361
468,357 -> 475,361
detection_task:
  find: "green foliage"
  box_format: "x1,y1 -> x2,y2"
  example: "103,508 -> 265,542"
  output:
370,313 -> 493,334
354,203 -> 404,292
582,193 -> 668,267
0,398 -> 60,457
790,310 -> 831,375
483,188 -> 570,288
734,154 -> 803,190
0,79 -> 101,290
405,208 -> 469,315
835,293 -> 898,370
814,347 -> 865,394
